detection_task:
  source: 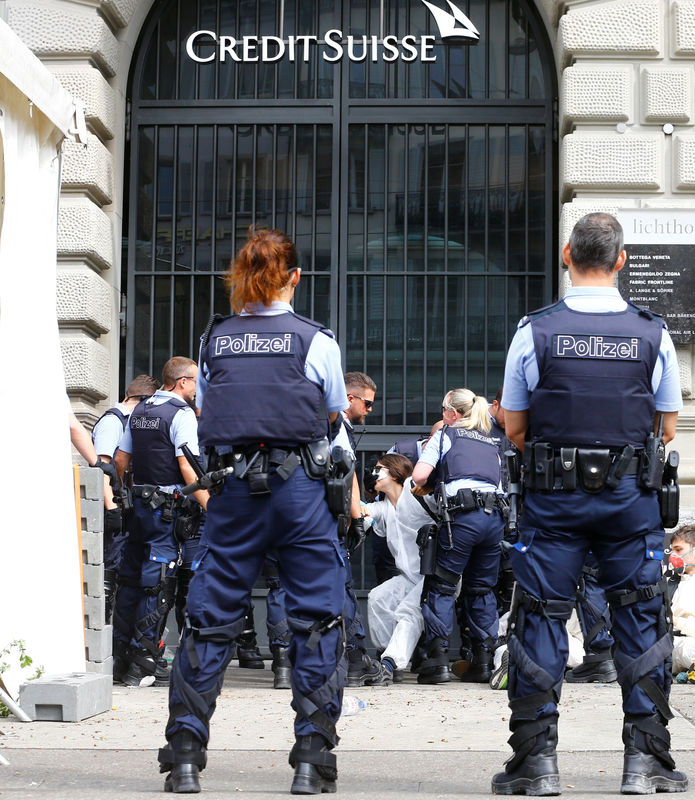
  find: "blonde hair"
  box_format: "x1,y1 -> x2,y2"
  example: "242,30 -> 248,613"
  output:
443,388 -> 491,434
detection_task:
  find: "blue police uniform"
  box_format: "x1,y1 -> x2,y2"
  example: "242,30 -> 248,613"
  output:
493,286 -> 685,795
159,302 -> 348,793
417,424 -> 505,684
92,403 -> 131,616
113,390 -> 200,686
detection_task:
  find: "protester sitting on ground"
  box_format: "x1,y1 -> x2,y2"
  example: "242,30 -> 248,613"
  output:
669,525 -> 695,683
362,454 -> 434,680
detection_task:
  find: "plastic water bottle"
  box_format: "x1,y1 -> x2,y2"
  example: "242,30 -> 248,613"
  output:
341,696 -> 367,717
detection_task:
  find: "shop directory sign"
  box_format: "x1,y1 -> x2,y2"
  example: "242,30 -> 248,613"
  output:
618,209 -> 695,344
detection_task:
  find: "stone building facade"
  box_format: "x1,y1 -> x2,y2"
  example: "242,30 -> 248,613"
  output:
2,0 -> 694,503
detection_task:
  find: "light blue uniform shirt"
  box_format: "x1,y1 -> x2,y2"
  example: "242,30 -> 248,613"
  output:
92,402 -> 130,458
197,301 -> 348,415
117,389 -> 200,492
502,287 -> 683,413
418,427 -> 500,497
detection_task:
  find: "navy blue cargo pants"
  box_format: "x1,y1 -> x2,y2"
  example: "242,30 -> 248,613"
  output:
166,467 -> 346,748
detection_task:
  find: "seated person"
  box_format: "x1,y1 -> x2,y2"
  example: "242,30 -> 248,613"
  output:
669,525 -> 695,680
362,454 -> 434,678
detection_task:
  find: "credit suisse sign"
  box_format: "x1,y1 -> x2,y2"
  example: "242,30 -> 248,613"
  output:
186,0 -> 479,64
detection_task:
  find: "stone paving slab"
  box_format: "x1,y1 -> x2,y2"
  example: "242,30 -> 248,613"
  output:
2,749 -> 695,799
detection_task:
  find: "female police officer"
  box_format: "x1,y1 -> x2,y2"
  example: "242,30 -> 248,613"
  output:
157,229 -> 348,795
412,388 -> 505,684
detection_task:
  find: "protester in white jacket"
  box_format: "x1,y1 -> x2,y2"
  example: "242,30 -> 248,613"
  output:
363,454 -> 435,677
669,526 -> 695,675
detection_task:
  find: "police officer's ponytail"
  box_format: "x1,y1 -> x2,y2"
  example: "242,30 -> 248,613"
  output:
446,388 -> 491,434
227,227 -> 299,312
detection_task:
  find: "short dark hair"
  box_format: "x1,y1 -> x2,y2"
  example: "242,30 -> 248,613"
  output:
495,386 -> 503,404
162,357 -> 196,388
125,374 -> 160,399
671,525 -> 695,549
345,371 -> 377,393
377,453 -> 413,485
569,212 -> 624,273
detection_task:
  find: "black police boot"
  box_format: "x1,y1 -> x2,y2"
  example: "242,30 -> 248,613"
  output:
112,638 -> 130,685
122,647 -> 156,688
417,638 -> 451,685
154,655 -> 171,687
459,642 -> 494,683
159,731 -> 206,794
271,645 -> 292,690
620,714 -> 688,794
237,610 -> 265,669
289,734 -> 337,795
346,649 -> 382,687
491,717 -> 561,796
104,568 -> 118,625
565,651 -> 617,683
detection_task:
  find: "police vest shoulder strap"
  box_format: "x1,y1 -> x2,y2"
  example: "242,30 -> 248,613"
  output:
291,311 -> 336,340
518,299 -> 565,328
625,299 -> 665,325
200,312 -> 227,348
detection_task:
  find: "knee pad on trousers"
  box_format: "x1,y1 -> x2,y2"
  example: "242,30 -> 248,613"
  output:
287,613 -> 346,747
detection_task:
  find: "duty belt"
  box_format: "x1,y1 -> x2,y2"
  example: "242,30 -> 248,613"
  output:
449,489 -> 507,516
524,443 -> 641,493
132,485 -> 184,516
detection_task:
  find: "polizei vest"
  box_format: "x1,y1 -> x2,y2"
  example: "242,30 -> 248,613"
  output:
528,300 -> 663,448
130,397 -> 187,486
197,312 -> 330,448
436,426 -> 501,487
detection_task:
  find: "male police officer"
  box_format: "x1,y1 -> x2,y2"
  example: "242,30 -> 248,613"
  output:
92,375 -> 159,621
114,358 -> 208,687
493,213 -> 685,795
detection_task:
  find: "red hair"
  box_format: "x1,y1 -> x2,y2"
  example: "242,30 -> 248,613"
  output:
226,228 -> 299,313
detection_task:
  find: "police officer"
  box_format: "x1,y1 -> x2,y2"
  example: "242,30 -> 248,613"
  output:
492,213 -> 686,795
113,358 -> 207,688
412,388 -> 505,684
92,375 -> 159,621
158,229 -> 348,795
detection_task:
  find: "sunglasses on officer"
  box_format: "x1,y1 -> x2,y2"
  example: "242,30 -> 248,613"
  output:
350,394 -> 374,409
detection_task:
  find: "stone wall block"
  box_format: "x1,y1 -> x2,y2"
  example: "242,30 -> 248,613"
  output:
676,347 -> 692,398
6,3 -> 119,77
559,0 -> 661,62
673,0 -> 695,55
62,336 -> 110,401
562,134 -> 663,197
57,267 -> 112,334
62,134 -> 114,206
49,66 -> 116,141
559,200 -> 625,251
674,134 -> 695,188
641,66 -> 694,122
58,198 -> 114,272
562,65 -> 633,129
100,0 -> 139,28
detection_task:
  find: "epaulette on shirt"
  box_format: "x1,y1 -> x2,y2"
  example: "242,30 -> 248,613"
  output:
626,300 -> 666,325
518,299 -> 564,328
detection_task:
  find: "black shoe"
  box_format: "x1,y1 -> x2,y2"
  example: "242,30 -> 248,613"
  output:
154,656 -> 171,687
417,666 -> 450,684
271,645 -> 292,690
159,732 -> 206,794
459,642 -> 493,683
289,735 -> 337,795
237,633 -> 265,669
565,655 -> 617,683
491,718 -> 561,796
123,648 -> 156,688
620,714 -> 688,794
347,651 -> 382,687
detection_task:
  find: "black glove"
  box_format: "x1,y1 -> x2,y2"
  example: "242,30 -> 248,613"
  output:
104,507 -> 123,539
346,517 -> 367,554
93,458 -> 118,488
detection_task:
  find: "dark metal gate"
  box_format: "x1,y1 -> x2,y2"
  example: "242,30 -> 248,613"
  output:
125,0 -> 557,592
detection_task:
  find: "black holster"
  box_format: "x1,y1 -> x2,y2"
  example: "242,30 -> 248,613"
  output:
417,523 -> 438,576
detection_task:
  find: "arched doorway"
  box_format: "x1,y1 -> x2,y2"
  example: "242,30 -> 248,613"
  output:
125,0 -> 556,596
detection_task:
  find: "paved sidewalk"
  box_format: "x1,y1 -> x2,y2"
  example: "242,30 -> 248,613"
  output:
1,666 -> 694,798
